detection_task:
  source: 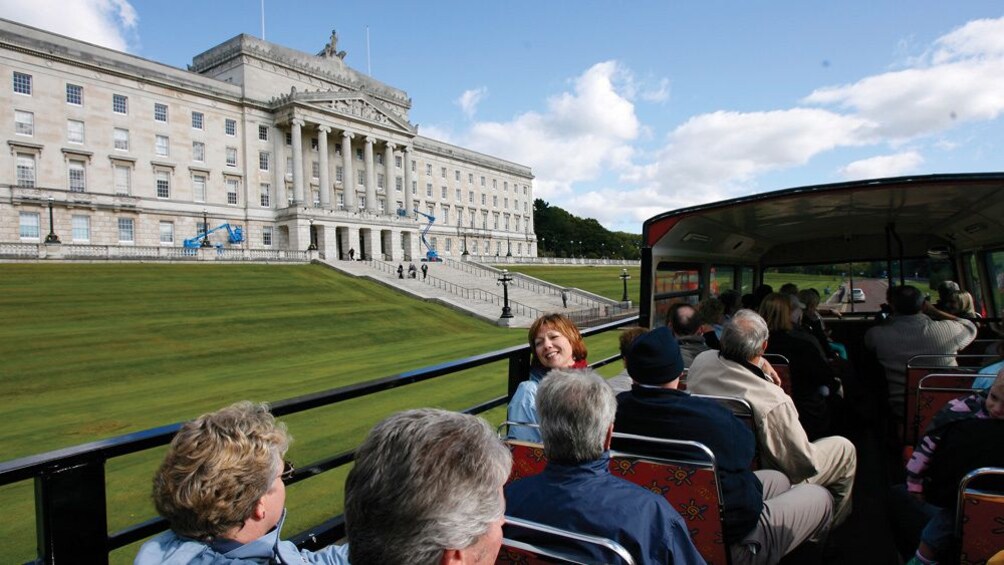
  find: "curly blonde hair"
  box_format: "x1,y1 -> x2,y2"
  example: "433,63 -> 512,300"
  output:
152,401 -> 289,541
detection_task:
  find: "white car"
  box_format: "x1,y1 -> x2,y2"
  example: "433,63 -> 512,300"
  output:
850,288 -> 866,303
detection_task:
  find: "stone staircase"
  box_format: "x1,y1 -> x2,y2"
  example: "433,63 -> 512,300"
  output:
316,257 -> 633,328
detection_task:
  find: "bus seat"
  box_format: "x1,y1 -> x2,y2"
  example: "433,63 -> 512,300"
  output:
498,516 -> 637,565
499,422 -> 546,485
693,393 -> 760,469
610,433 -> 728,565
914,374 -> 978,442
957,467 -> 1004,565
903,355 -> 994,446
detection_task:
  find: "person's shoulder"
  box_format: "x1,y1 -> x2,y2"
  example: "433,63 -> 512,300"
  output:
134,531 -> 222,565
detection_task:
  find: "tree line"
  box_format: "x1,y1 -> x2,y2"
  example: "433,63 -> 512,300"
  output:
533,199 -> 641,260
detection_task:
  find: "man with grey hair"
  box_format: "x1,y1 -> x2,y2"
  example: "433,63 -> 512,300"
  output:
505,369 -> 704,564
344,408 -> 512,565
688,309 -> 857,528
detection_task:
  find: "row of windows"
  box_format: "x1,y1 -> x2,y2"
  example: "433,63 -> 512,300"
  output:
17,212 -> 277,247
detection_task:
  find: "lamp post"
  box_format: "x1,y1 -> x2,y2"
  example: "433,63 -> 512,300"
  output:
569,239 -> 574,259
506,236 -> 512,258
579,240 -> 583,260
307,218 -> 318,250
620,268 -> 631,303
497,268 -> 514,319
200,209 -> 212,247
44,197 -> 60,244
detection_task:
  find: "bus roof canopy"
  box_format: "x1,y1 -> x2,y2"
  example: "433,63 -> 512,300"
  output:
642,173 -> 1004,266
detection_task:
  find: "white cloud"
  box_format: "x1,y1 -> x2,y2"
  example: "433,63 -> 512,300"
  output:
0,0 -> 137,51
640,77 -> 670,103
839,151 -> 924,180
456,87 -> 487,119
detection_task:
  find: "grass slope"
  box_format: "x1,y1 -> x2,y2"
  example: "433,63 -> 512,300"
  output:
499,265 -> 641,301
0,263 -> 622,563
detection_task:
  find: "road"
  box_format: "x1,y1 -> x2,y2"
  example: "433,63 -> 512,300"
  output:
823,278 -> 888,313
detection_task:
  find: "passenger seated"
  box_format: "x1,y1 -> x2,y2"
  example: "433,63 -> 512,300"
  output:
134,401 -> 350,564
864,285 -> 977,419
607,326 -> 647,395
698,296 -> 725,349
505,369 -> 704,564
902,368 -> 1004,564
934,280 -> 961,315
615,327 -> 832,565
688,310 -> 857,526
667,302 -> 710,367
759,293 -> 842,440
507,313 -> 588,442
973,340 -> 1004,389
344,408 -> 512,565
799,288 -> 847,360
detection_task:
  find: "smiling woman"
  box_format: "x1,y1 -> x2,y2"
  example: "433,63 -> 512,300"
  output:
506,314 -> 589,442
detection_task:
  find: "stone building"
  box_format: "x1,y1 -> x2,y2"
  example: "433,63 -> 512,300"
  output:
1,19 -> 537,260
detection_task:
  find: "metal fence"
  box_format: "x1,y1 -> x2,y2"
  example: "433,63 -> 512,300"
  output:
0,316 -> 637,564
0,243 -> 311,263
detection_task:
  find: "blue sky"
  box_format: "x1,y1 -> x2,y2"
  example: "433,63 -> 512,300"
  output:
5,1 -> 1004,232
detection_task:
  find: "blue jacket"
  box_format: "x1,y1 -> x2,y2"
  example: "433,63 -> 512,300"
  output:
505,456 -> 705,565
614,386 -> 762,544
134,511 -> 350,565
506,366 -> 549,442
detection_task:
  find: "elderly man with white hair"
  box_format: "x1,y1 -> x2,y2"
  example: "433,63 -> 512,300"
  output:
505,368 -> 704,564
688,309 -> 857,527
344,408 -> 512,565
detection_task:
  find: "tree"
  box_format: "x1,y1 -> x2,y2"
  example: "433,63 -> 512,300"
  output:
533,199 -> 640,259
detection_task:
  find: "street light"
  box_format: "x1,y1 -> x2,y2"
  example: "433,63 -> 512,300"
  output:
44,197 -> 60,244
497,268 -> 514,319
200,209 -> 212,247
620,268 -> 631,302
506,236 -> 512,258
307,218 -> 318,250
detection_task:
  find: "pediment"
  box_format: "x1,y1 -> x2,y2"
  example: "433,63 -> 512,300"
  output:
290,91 -> 415,134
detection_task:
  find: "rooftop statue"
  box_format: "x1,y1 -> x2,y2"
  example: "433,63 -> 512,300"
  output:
318,29 -> 347,60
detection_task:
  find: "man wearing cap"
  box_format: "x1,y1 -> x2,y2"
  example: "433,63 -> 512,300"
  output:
614,327 -> 833,565
688,310 -> 856,529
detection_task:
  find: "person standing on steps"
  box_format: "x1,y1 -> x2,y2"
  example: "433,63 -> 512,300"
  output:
397,264 -> 404,279
421,263 -> 428,280
348,248 -> 355,261
408,263 -> 417,279
561,289 -> 569,308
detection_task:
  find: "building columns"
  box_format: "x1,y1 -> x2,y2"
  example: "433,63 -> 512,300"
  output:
290,118 -> 305,204
364,136 -> 377,213
403,146 -> 413,215
317,126 -> 331,209
383,142 -> 396,215
341,131 -> 355,210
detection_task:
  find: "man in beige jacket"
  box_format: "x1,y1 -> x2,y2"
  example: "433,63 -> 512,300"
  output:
688,309 -> 857,527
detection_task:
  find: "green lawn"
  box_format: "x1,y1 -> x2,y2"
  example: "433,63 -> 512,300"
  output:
498,265 -> 641,301
0,263 -> 622,563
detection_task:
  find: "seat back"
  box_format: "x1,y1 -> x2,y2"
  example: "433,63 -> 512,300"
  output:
610,433 -> 729,565
499,422 -> 546,484
957,467 -> 1004,565
903,355 -> 991,445
692,393 -> 760,469
497,516 -> 637,565
914,374 -> 979,443
763,354 -> 792,395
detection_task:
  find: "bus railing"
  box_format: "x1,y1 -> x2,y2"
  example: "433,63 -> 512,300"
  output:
0,316 -> 638,564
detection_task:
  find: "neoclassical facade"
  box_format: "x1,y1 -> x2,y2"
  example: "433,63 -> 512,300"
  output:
0,19 -> 537,260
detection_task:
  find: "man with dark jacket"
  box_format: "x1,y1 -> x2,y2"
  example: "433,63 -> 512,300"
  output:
615,327 -> 832,565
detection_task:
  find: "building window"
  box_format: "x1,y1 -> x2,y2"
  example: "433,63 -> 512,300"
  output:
14,110 -> 33,136
66,83 -> 82,105
455,188 -> 461,201
426,163 -> 432,176
335,144 -> 342,156
286,156 -> 293,173
504,198 -> 509,209
118,218 -> 134,243
468,173 -> 474,184
493,195 -> 498,207
114,164 -> 130,195
440,166 -> 447,178
259,151 -> 270,171
159,221 -> 174,245
336,165 -> 343,183
396,200 -> 403,212
492,179 -> 497,189
518,242 -> 522,255
13,72 -> 31,95
258,124 -> 269,141
359,195 -> 366,209
155,135 -> 170,157
426,183 -> 433,197
524,185 -> 528,195
191,111 -> 204,130
493,213 -> 499,229
455,170 -> 461,181
395,155 -> 402,168
262,226 -> 273,246
67,119 -> 84,144
504,215 -> 510,230
311,161 -> 319,179
16,153 -> 35,187
376,154 -> 383,165
260,183 -> 271,207
410,160 -> 416,172
337,192 -> 344,209
226,178 -> 239,204
445,238 -> 452,252
480,176 -> 485,187
114,128 -> 129,151
310,138 -> 318,151
226,147 -> 237,167
156,170 -> 170,198
357,170 -> 365,186
154,103 -> 168,123
72,215 -> 90,242
355,148 -> 363,160
225,118 -> 236,136
396,177 -> 403,192
285,132 -> 292,145
68,160 -> 86,192
441,186 -> 447,199
192,174 -> 206,202
412,181 -> 417,195
481,194 -> 486,206
19,212 -> 40,239
377,173 -> 385,189
524,202 -> 528,212
113,94 -> 128,114
469,191 -> 474,203
504,181 -> 508,192
442,207 -> 450,224
192,141 -> 205,162
378,198 -> 386,213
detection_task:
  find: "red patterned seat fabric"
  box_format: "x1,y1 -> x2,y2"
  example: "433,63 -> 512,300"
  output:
959,492 -> 1004,565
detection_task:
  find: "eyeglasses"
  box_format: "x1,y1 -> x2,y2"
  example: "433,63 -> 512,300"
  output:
280,460 -> 295,483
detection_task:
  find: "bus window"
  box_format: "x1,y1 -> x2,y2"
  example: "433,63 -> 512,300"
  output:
990,250 -> 1004,316
653,262 -> 701,325
964,253 -> 987,316
740,267 -> 755,295
711,265 -> 735,296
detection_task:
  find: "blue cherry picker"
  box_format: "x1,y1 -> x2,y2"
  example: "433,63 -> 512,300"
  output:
183,223 -> 244,249
412,209 -> 443,262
